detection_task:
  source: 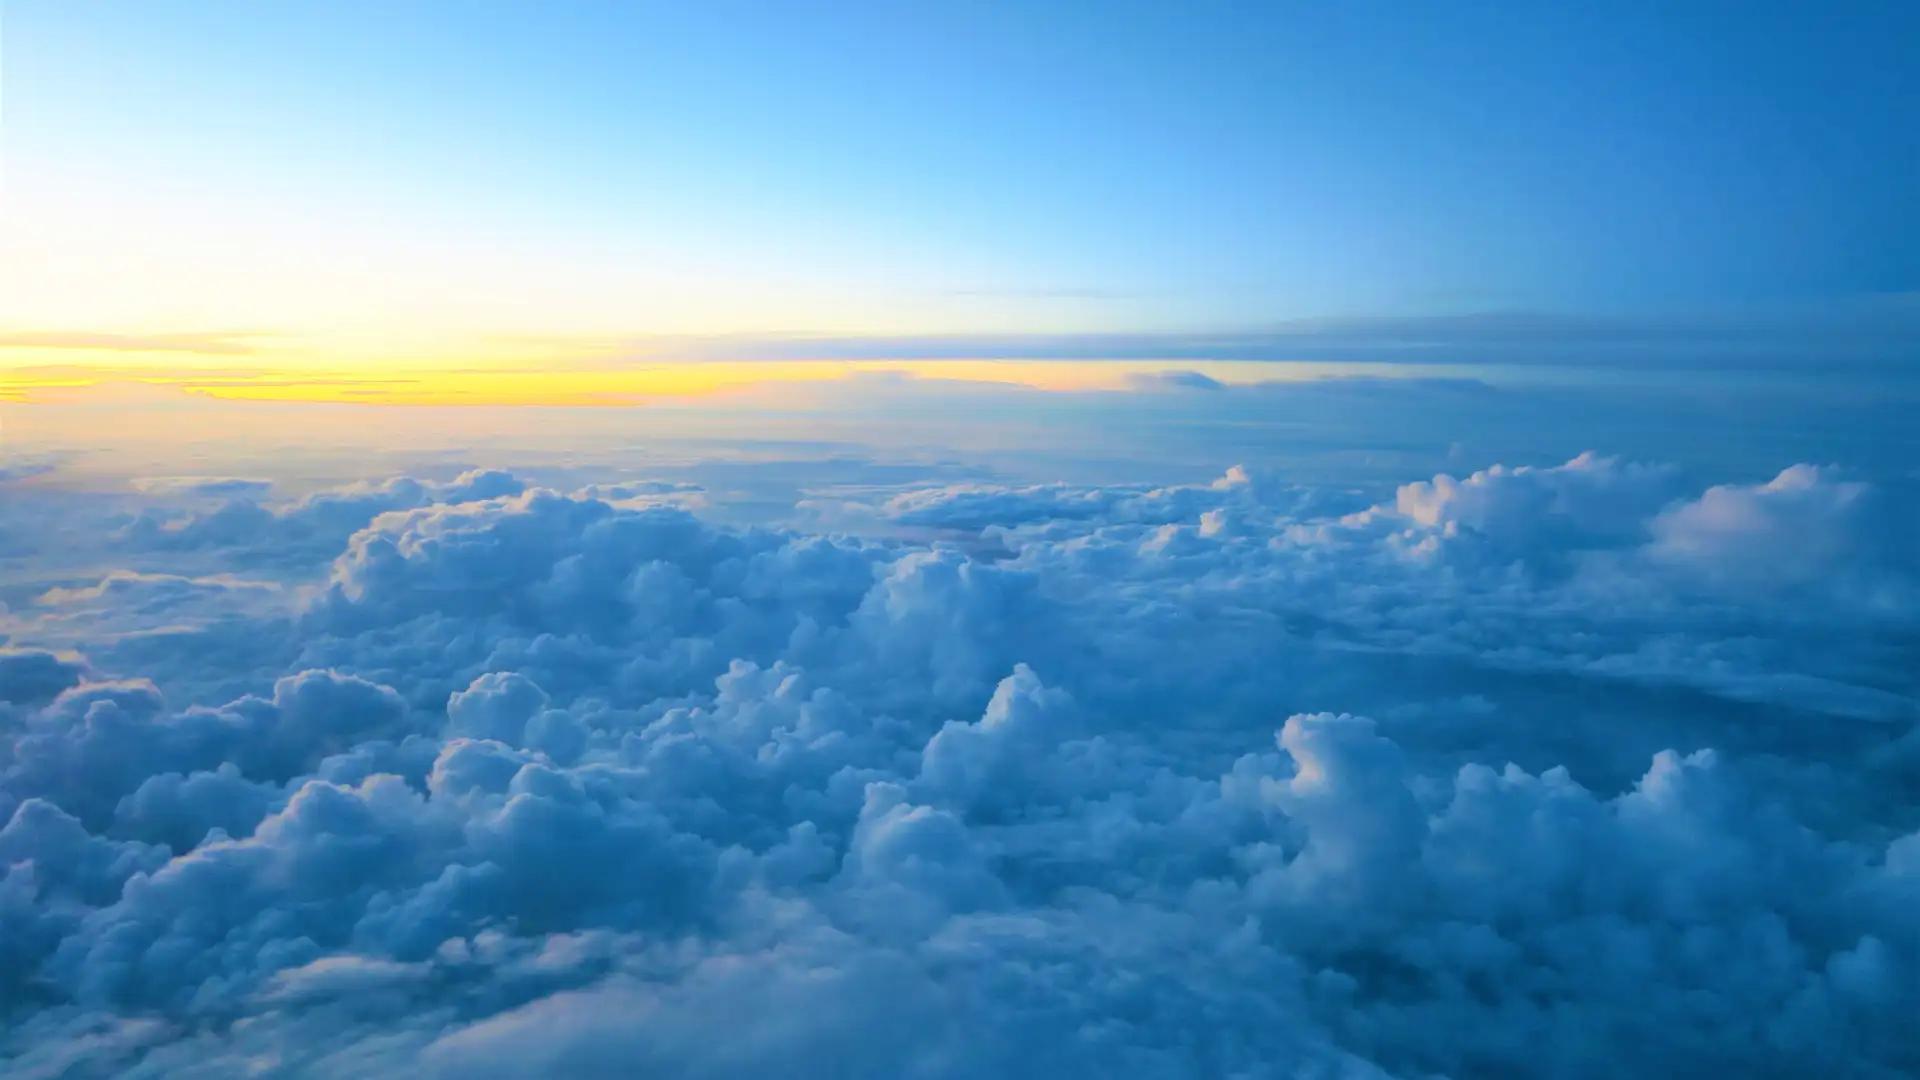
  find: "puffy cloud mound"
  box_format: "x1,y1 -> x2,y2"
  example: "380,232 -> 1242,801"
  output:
119,470 -> 526,565
0,648 -> 87,710
2,454 -> 1917,1076
1647,464 -> 1918,608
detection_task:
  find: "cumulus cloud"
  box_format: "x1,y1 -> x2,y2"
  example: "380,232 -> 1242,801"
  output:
1646,464 -> 1918,608
119,469 -> 526,565
0,648 -> 87,709
1,450 -> 1916,1076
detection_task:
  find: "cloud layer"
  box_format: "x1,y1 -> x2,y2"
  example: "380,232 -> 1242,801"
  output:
2,451 -> 1916,1077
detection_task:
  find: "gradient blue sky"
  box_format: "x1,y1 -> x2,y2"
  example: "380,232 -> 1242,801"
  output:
2,1 -> 1916,366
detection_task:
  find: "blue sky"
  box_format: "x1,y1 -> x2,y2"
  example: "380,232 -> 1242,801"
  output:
5,1 -> 1916,360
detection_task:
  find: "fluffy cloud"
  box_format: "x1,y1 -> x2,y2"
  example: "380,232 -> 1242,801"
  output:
0,648 -> 86,710
119,470 -> 526,565
2,452 -> 1916,1076
1647,464 -> 1918,608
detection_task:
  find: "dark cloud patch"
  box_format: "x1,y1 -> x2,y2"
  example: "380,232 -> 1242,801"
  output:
1124,370 -> 1226,391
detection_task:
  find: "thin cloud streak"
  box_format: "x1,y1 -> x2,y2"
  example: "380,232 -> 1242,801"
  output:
0,331 -> 273,356
565,302 -> 1920,370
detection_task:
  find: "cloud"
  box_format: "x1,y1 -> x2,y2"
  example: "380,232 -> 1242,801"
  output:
0,649 -> 88,709
1,451 -> 1917,1075
0,455 -> 60,485
120,470 -> 527,565
1124,370 -> 1226,391
128,477 -> 275,499
35,571 -> 281,614
1646,464 -> 1917,608
599,299 -> 1920,369
1391,451 -> 1682,555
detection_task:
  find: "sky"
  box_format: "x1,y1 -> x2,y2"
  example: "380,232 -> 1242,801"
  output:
2,6 -> 1919,1078
2,0 -> 1917,390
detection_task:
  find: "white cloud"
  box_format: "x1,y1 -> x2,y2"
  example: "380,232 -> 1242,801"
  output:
2,450 -> 1916,1075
